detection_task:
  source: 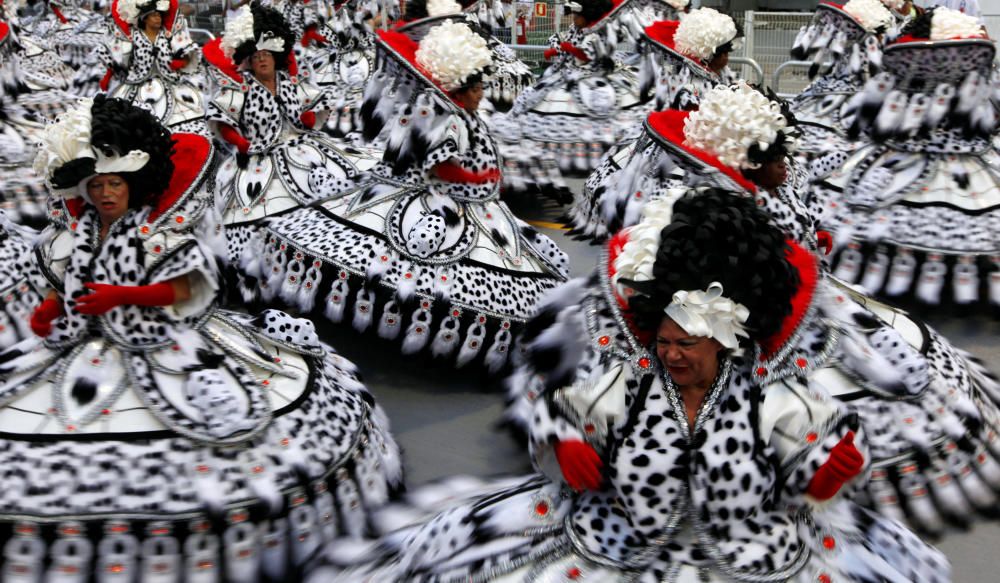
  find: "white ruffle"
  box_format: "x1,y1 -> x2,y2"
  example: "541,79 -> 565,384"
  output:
415,21 -> 493,92
683,81 -> 792,170
117,0 -> 141,25
94,149 -> 150,174
931,7 -> 984,40
843,0 -> 893,33
426,0 -> 461,16
221,4 -> 256,58
665,282 -> 749,350
611,190 -> 684,297
673,7 -> 737,61
33,98 -> 96,184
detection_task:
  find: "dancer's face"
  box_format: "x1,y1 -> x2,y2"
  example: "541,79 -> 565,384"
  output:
452,82 -> 484,112
746,158 -> 788,190
143,11 -> 162,31
251,50 -> 276,79
87,174 -> 130,225
573,14 -> 588,28
656,318 -> 723,391
707,50 -> 729,74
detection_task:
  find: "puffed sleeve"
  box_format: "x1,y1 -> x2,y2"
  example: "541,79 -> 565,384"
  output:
144,233 -> 220,320
759,378 -> 870,501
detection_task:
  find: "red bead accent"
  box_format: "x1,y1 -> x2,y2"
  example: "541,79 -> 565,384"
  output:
598,336 -> 610,346
140,225 -> 150,234
822,536 -> 835,550
153,245 -> 162,253
65,425 -> 76,432
452,310 -> 460,317
70,222 -> 78,231
567,567 -> 582,580
806,432 -> 818,443
796,358 -> 808,369
584,423 -> 596,434
101,409 -> 111,416
818,574 -> 831,583
273,357 -> 281,363
262,379 -> 270,386
638,357 -> 651,369
534,501 -> 549,516
756,367 -> 767,376
175,216 -> 184,224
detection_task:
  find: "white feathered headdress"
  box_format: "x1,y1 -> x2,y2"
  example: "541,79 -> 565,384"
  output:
416,20 -> 493,92
930,7 -> 985,40
426,0 -> 462,16
673,7 -> 737,62
665,0 -> 689,10
843,0 -> 893,33
683,82 -> 792,170
118,0 -> 170,25
221,5 -> 256,58
33,98 -> 97,194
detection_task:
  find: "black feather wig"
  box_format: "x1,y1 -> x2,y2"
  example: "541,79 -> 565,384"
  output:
232,2 -> 296,70
626,189 -> 800,344
88,95 -> 175,209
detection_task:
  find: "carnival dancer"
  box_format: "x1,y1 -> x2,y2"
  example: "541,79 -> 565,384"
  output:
0,212 -> 40,350
0,95 -> 402,582
24,0 -> 111,92
0,22 -> 48,226
565,82 -> 816,250
253,19 -> 568,372
97,0 -> 208,135
203,2 -> 378,298
491,0 -> 678,201
790,0 -> 895,177
566,8 -> 740,240
0,13 -> 77,119
310,191 -> 956,582
813,7 -> 1000,309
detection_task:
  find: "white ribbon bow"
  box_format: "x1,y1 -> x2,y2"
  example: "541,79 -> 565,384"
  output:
94,149 -> 151,174
256,31 -> 286,54
665,282 -> 750,350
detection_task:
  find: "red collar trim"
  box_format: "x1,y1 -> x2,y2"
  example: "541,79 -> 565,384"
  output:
202,37 -> 241,82
605,230 -> 653,347
757,241 -> 818,358
646,110 -> 758,194
0,21 -> 9,44
148,133 -> 211,222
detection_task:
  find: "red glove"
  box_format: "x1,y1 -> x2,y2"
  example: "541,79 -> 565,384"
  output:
559,42 -> 590,62
74,282 -> 176,316
543,47 -> 559,60
99,68 -> 113,92
554,440 -> 603,492
434,163 -> 501,184
219,124 -> 251,154
299,110 -> 316,129
816,230 -> 833,256
169,58 -> 188,71
30,298 -> 62,337
806,431 -> 864,500
300,26 -> 329,47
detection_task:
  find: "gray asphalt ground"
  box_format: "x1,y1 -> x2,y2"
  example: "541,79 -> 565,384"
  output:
314,180 -> 1000,582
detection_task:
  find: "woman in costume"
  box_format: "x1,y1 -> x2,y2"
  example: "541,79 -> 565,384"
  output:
566,8 -> 740,240
789,0 -> 894,178
204,2 -> 378,298
564,82 -> 818,252
0,11 -> 77,119
96,0 -> 207,135
253,20 -> 568,372
0,22 -> 49,226
491,0 -> 678,201
23,0 -> 111,90
311,191 -> 959,582
812,7 -> 1000,309
0,95 -> 402,582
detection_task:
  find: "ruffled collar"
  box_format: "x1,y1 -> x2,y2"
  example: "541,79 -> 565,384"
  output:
756,240 -> 819,360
